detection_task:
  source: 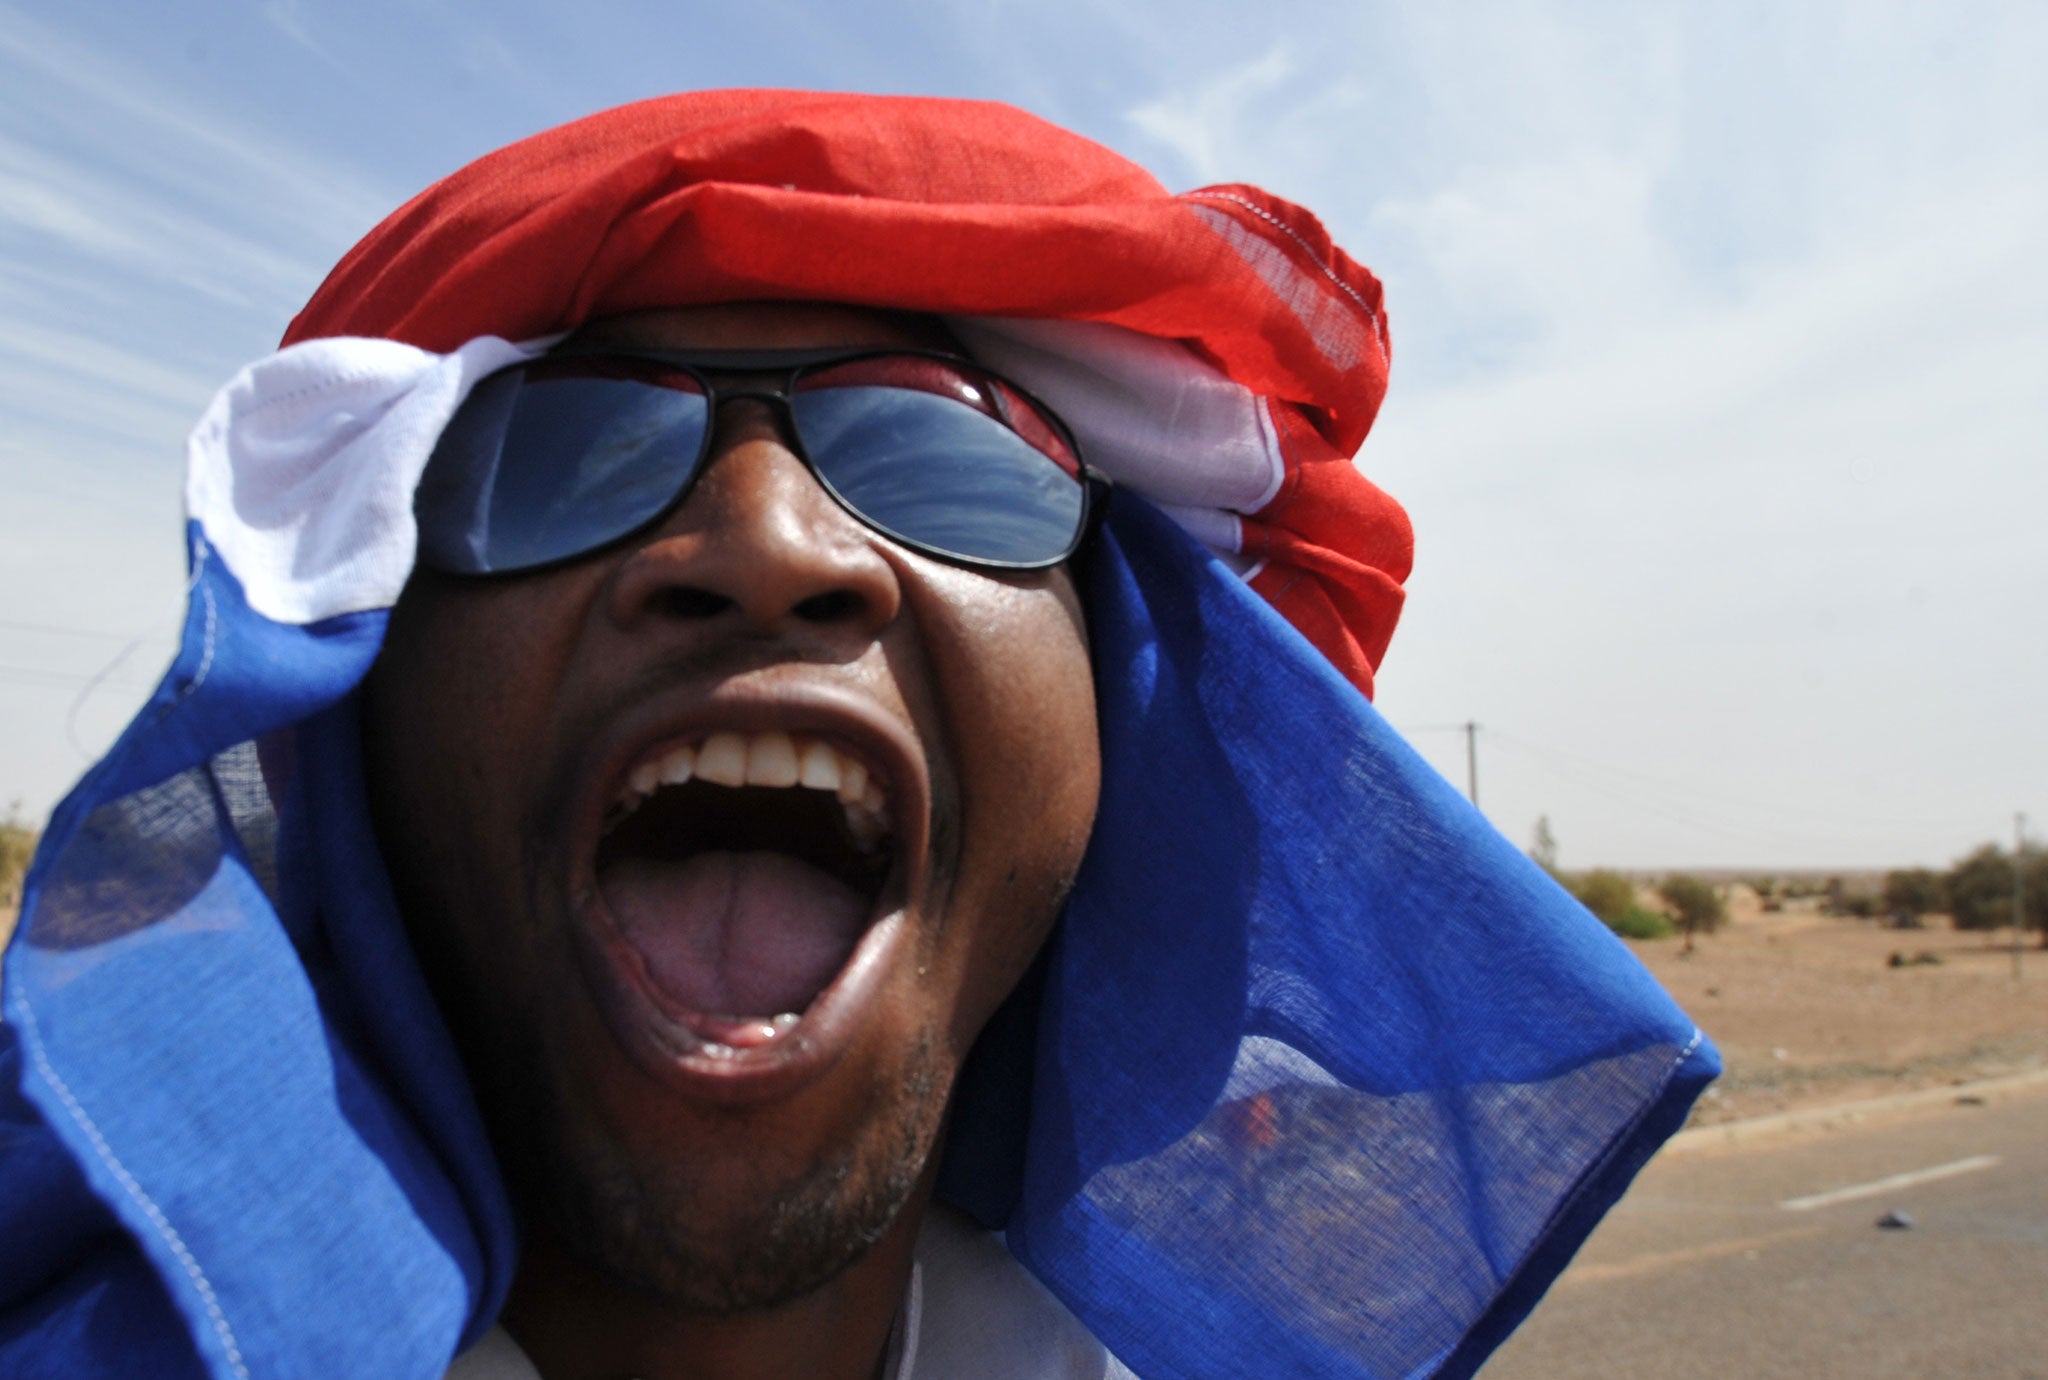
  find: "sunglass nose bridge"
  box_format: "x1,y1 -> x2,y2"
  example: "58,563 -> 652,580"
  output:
698,384 -> 806,455
604,427 -> 906,639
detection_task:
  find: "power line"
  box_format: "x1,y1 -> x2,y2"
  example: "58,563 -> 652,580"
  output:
66,639 -> 143,759
1394,718 -> 1993,850
1484,727 -> 1990,836
1396,721 -> 1481,806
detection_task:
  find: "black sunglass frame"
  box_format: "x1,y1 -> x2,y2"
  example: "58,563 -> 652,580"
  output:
443,343 -> 1112,576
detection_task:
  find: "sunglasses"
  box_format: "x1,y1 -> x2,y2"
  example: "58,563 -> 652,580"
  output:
415,345 -> 1109,576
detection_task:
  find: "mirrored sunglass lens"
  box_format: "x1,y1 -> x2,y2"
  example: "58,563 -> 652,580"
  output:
791,387 -> 1084,565
418,371 -> 709,573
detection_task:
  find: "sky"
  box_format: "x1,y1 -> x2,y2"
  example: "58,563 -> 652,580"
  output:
1,0 -> 2043,870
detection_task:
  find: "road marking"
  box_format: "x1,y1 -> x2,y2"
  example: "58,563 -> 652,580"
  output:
1558,1226 -> 1828,1286
1779,1154 -> 2002,1211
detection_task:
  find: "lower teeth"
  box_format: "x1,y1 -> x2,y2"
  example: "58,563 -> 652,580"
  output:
691,1012 -> 804,1055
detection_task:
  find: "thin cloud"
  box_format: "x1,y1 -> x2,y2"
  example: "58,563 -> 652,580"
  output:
0,134 -> 325,307
260,0 -> 330,62
1368,145 -> 1693,374
0,4 -> 397,241
1125,44 -> 1297,185
0,316 -> 218,436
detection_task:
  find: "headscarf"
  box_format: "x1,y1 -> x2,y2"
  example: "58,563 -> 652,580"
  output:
1,91 -> 1715,1380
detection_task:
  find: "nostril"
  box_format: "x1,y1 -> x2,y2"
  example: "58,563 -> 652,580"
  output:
793,590 -> 864,624
657,587 -> 737,621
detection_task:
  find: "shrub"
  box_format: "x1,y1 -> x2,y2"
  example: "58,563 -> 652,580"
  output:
1,803 -> 36,910
1561,870 -> 1669,938
1568,869 -> 1638,925
1609,907 -> 1674,941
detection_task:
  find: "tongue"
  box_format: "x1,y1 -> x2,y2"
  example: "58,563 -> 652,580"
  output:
598,850 -> 869,1017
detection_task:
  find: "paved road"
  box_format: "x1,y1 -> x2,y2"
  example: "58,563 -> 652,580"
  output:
1482,1088 -> 2048,1379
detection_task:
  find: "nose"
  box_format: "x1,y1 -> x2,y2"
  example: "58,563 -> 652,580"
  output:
604,399 -> 903,639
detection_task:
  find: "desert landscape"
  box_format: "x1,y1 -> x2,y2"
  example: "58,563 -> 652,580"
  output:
1620,882 -> 2046,1125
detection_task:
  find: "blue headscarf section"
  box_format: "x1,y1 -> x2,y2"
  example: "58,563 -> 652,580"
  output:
2,498 -> 1716,1380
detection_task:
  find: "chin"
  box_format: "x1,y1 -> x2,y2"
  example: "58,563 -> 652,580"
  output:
500,1008 -> 949,1314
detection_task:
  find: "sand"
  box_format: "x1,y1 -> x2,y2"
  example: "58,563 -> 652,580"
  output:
1628,896 -> 2048,1125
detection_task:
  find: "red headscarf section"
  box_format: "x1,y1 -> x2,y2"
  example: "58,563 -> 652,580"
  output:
286,90 -> 1412,694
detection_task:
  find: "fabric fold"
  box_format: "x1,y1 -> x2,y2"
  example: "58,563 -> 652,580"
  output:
969,498 -> 1717,1378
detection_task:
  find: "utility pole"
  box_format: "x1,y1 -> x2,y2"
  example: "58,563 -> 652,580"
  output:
2015,812 -> 2027,981
1464,721 -> 1480,807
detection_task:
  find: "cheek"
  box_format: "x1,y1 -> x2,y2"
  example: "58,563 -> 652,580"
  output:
946,575 -> 1097,836
909,571 -> 1099,1026
370,588 -> 529,833
361,574 -> 592,970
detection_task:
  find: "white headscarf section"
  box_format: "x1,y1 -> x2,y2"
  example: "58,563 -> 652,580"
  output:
182,319 -> 1288,629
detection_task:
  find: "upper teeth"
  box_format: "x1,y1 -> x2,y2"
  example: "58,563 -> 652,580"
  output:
615,731 -> 892,851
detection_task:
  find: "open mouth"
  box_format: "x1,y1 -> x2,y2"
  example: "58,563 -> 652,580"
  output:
592,729 -> 897,1055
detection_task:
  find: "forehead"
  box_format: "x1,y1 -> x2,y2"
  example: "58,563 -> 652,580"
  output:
567,302 -> 959,354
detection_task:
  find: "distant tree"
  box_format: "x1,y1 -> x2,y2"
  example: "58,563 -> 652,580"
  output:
1657,873 -> 1725,951
1946,844 -> 2048,941
1947,846 -> 2012,932
2033,848 -> 2048,948
1529,815 -> 1559,874
1,801 -> 36,917
1882,868 -> 1947,920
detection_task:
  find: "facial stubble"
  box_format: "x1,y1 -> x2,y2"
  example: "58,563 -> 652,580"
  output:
491,1014 -> 947,1315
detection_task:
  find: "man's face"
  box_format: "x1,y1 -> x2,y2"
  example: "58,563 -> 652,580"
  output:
361,303 -> 1100,1310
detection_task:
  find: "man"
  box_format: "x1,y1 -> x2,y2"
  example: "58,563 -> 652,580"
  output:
378,300 -> 1110,1378
1,93 -> 1715,1379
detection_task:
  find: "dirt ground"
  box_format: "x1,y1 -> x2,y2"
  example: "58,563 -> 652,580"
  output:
1629,891 -> 2048,1125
